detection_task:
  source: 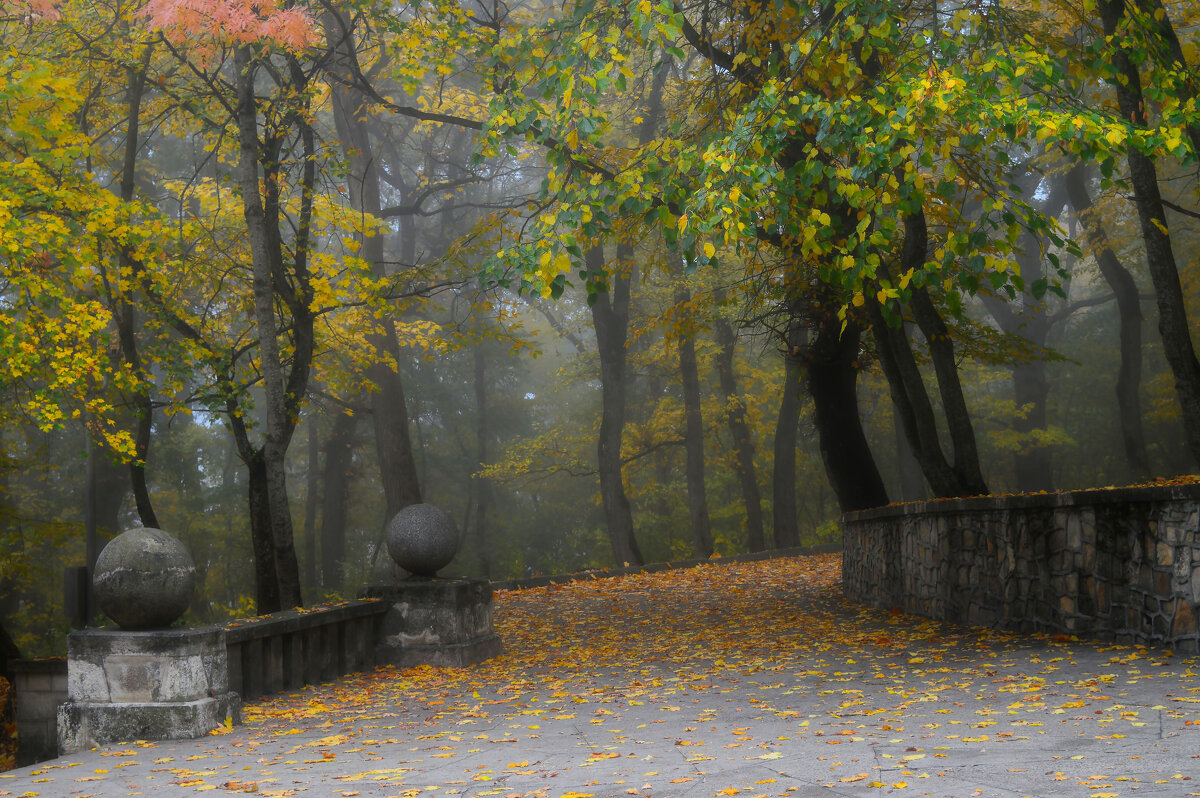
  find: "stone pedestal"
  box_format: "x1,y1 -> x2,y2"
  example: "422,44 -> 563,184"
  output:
58,626 -> 240,753
360,578 -> 503,668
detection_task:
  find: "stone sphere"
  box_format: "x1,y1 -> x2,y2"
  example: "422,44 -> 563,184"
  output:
93,527 -> 197,629
386,504 -> 459,577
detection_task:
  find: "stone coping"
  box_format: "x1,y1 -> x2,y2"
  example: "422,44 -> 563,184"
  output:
223,599 -> 387,644
9,658 -> 67,675
843,482 -> 1200,522
490,544 -> 843,591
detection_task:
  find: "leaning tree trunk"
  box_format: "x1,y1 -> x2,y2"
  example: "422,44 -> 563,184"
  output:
1064,161 -> 1151,479
804,312 -> 889,512
675,285 -> 714,559
1099,0 -> 1200,467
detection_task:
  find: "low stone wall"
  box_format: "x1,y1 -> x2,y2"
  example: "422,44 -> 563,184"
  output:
11,659 -> 67,766
225,600 -> 388,701
842,484 -> 1200,653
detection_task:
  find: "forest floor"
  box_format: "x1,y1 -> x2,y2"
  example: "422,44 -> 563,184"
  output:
2,552 -> 1199,797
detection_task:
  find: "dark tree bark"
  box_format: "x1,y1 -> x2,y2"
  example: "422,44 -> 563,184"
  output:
244,451 -> 280,613
588,245 -> 643,567
1064,161 -> 1152,479
0,621 -> 20,679
675,286 -> 714,559
1098,1 -> 1200,467
104,45 -> 159,528
907,283 -> 988,495
577,55 -> 670,567
319,412 -> 357,594
869,211 -> 988,498
772,323 -> 805,548
233,46 -> 314,610
805,312 -> 890,512
713,289 -> 765,552
325,10 -> 423,522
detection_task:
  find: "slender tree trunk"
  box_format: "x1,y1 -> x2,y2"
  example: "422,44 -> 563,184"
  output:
589,244 -> 643,567
235,46 -> 303,610
325,12 -> 423,521
1099,1 -> 1200,467
893,405 -> 926,501
319,412 -> 356,594
907,284 -> 988,495
303,417 -> 320,591
805,313 -> 889,512
675,286 -> 714,559
869,212 -> 987,497
111,45 -> 159,528
713,289 -> 765,552
473,347 -> 492,579
1011,361 -> 1052,490
772,323 -> 804,548
1064,162 -> 1151,478
868,298 -> 961,496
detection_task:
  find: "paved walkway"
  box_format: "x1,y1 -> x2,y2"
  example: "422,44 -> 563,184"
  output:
3,553 -> 1198,797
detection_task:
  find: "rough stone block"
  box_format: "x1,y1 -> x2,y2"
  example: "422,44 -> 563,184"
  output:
59,627 -> 238,754
58,695 -> 237,754
1171,600 -> 1196,639
362,578 -> 503,668
1158,543 -> 1175,567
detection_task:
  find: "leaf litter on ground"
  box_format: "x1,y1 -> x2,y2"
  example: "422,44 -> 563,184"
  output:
5,553 -> 1197,797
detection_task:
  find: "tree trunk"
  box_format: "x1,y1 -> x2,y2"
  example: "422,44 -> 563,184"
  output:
235,45 -> 303,610
867,297 -> 962,496
1011,360 -> 1052,490
1064,161 -> 1151,479
112,45 -> 159,528
325,12 -> 423,521
473,347 -> 492,579
804,313 -> 889,512
892,404 -> 926,501
907,283 -> 988,495
245,452 -> 281,614
319,412 -> 356,594
713,289 -> 765,552
302,416 -> 320,591
772,323 -> 804,548
1099,0 -> 1200,467
869,211 -> 988,498
676,286 -> 714,559
588,245 -> 643,567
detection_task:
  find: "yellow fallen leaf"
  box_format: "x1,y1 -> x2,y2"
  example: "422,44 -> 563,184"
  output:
841,773 -> 869,783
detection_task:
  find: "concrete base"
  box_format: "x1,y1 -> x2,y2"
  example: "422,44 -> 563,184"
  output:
58,626 -> 239,753
360,578 -> 504,668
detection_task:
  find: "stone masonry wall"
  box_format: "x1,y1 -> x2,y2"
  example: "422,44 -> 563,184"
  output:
842,485 -> 1200,653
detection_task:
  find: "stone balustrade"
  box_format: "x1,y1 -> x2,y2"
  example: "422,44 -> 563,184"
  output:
842,484 -> 1200,652
224,599 -> 389,701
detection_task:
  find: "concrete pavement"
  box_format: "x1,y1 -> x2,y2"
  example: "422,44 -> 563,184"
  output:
3,553 -> 1197,797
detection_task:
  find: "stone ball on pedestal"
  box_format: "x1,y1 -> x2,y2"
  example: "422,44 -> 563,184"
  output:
92,527 -> 197,630
386,504 -> 460,577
